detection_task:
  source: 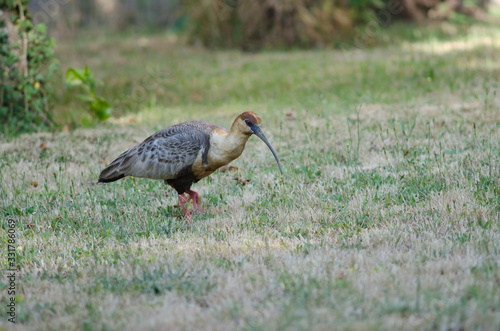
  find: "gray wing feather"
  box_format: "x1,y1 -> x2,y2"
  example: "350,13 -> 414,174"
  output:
99,122 -> 223,181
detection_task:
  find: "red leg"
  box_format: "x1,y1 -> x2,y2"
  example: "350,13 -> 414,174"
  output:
186,190 -> 203,214
178,194 -> 192,223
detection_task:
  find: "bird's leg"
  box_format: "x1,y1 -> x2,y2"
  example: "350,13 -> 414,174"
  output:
186,190 -> 203,214
178,194 -> 192,223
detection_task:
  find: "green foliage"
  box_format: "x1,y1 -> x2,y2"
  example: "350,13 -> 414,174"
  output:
65,65 -> 112,123
0,0 -> 58,136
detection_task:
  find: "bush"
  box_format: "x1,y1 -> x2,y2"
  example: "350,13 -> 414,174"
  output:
182,0 -> 490,50
0,0 -> 58,136
182,0 -> 383,49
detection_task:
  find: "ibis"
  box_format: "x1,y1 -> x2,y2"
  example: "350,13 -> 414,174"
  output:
98,112 -> 282,221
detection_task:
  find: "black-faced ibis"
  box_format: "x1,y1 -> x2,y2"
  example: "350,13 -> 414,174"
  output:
98,112 -> 282,221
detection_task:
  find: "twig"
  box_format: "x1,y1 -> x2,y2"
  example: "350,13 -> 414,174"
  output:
40,88 -> 54,127
17,0 -> 29,114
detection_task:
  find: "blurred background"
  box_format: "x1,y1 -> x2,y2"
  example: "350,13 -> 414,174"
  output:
28,0 -> 497,47
1,0 -> 499,135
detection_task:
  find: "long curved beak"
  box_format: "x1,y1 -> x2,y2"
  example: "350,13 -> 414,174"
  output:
249,124 -> 283,175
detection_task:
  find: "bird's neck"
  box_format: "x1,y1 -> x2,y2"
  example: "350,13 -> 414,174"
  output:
221,129 -> 251,161
209,127 -> 251,167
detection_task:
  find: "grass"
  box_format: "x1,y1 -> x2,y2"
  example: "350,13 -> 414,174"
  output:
1,21 -> 500,330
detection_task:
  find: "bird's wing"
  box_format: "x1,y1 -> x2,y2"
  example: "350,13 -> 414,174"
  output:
100,123 -> 217,181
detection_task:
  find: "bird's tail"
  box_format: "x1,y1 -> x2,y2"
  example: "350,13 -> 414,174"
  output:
98,151 -> 128,183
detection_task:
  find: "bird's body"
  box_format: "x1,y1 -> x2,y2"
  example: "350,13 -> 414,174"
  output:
99,112 -> 282,221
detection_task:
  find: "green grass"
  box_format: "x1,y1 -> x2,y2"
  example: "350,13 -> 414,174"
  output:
52,21 -> 500,127
1,22 -> 500,330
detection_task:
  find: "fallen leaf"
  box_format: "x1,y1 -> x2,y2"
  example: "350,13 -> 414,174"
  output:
39,142 -> 47,149
29,181 -> 38,187
220,165 -> 238,172
235,177 -> 251,185
285,112 -> 297,120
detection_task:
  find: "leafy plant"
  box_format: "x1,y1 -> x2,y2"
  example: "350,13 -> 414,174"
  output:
65,65 -> 112,123
0,0 -> 59,136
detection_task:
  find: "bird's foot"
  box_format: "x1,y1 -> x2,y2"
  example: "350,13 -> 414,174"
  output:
186,190 -> 203,214
177,191 -> 202,223
178,194 -> 192,223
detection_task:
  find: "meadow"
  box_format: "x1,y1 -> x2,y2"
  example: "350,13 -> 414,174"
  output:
1,23 -> 499,330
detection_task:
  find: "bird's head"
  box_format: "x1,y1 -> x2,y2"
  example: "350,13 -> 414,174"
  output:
233,111 -> 262,135
232,111 -> 283,175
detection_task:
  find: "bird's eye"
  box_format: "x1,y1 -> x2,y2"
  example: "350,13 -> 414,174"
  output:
244,120 -> 252,126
